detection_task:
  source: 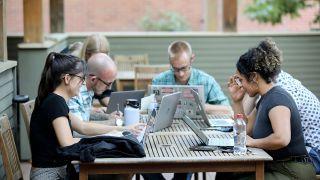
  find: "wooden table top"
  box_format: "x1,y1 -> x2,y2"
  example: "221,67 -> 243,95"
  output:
79,118 -> 272,165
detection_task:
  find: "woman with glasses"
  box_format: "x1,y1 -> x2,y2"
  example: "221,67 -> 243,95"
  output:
30,52 -> 143,179
217,39 -> 315,179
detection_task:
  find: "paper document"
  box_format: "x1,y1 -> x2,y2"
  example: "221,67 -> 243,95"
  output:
140,94 -> 155,111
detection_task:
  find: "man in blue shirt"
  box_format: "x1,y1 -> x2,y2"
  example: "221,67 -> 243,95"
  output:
153,40 -> 230,113
144,41 -> 231,180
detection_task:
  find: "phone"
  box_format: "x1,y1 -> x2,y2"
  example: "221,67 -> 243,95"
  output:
200,126 -> 233,132
189,145 -> 218,151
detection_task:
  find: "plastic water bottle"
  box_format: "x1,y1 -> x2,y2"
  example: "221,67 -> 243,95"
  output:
124,99 -> 140,126
233,113 -> 247,155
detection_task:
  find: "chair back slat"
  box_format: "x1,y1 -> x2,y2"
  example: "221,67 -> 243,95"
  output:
20,100 -> 35,137
0,115 -> 23,180
134,64 -> 170,90
114,54 -> 149,91
114,54 -> 149,71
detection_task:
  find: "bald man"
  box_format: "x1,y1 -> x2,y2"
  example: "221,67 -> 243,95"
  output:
68,53 -> 118,136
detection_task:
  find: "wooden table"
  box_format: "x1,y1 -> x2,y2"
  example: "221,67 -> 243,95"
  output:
75,119 -> 272,180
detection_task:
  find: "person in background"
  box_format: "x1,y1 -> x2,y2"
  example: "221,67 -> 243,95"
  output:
68,41 -> 84,57
152,40 -> 230,114
30,52 -> 143,180
145,41 -> 231,180
81,34 -> 112,108
217,38 -> 315,179
81,34 -> 110,62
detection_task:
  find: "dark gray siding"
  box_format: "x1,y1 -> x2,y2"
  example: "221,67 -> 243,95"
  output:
0,66 -> 17,180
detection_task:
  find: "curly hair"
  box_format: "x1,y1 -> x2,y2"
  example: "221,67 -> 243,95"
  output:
236,38 -> 282,83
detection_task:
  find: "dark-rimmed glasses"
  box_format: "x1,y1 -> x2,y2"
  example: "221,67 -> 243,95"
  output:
70,74 -> 86,84
89,74 -> 113,87
170,65 -> 191,73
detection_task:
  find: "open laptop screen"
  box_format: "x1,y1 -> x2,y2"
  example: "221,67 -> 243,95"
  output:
106,90 -> 145,113
149,85 -> 204,118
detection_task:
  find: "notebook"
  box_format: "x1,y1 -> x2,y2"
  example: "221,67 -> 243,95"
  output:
149,85 -> 204,118
190,89 -> 234,127
183,115 -> 234,147
106,90 -> 145,113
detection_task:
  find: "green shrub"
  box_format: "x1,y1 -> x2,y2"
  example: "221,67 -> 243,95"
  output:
140,11 -> 190,31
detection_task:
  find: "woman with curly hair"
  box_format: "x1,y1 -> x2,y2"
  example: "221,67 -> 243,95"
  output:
217,39 -> 316,179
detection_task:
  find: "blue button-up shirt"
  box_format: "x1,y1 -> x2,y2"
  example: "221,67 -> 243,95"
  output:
67,85 -> 94,122
152,68 -> 229,105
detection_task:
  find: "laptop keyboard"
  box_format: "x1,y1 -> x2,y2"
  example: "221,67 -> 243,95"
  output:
207,114 -> 231,119
207,114 -> 234,127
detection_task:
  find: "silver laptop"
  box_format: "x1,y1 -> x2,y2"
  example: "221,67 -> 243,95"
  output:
106,90 -> 145,113
153,92 -> 181,132
136,92 -> 181,144
149,85 -> 204,118
183,115 -> 234,147
191,89 -> 233,127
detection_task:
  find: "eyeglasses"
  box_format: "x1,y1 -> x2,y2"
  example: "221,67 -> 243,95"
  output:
70,74 -> 86,84
97,77 -> 113,87
170,65 -> 191,73
89,74 -> 113,87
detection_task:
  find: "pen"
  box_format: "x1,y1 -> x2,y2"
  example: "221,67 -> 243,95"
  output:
116,103 -> 120,115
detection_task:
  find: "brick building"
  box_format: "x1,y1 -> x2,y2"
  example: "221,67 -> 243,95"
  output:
6,0 -> 319,33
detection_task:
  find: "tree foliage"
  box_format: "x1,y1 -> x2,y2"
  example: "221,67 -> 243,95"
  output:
245,0 -> 310,25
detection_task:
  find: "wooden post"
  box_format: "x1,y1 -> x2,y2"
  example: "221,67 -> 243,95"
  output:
206,0 -> 221,31
0,0 -> 7,61
23,0 -> 44,43
50,0 -> 64,33
223,0 -> 237,32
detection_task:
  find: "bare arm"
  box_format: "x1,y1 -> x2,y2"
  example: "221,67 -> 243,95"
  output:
204,104 -> 232,114
246,108 -> 256,136
52,117 -> 80,147
242,93 -> 259,116
99,97 -> 110,107
246,106 -> 291,150
227,75 -> 256,135
69,113 -> 144,136
90,111 -> 110,121
232,101 -> 256,135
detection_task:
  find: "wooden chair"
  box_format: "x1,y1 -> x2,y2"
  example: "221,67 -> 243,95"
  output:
134,64 -> 170,90
20,100 -> 35,137
114,54 -> 149,91
0,115 -> 23,180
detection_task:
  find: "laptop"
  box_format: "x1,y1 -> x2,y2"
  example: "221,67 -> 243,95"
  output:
183,115 -> 234,147
191,89 -> 234,127
106,90 -> 145,113
153,92 -> 181,132
149,85 -> 204,118
137,92 -> 181,144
